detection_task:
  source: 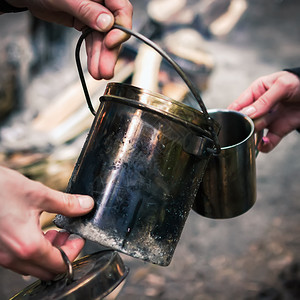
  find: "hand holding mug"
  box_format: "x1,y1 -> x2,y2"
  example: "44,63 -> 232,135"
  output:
228,71 -> 300,152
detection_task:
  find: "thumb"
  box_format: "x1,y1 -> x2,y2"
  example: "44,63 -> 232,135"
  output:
65,0 -> 114,32
38,185 -> 94,217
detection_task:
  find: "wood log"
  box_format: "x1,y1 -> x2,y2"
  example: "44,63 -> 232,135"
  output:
32,59 -> 129,133
209,0 -> 248,36
147,0 -> 187,24
132,43 -> 162,92
162,82 -> 189,102
48,61 -> 134,145
164,28 -> 215,69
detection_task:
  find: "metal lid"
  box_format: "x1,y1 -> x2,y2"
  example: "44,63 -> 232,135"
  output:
10,250 -> 129,300
101,83 -> 220,141
104,82 -> 209,127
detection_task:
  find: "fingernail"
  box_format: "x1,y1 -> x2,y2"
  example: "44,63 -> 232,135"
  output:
262,136 -> 270,145
68,234 -> 84,241
96,13 -> 113,31
78,196 -> 94,209
241,106 -> 256,117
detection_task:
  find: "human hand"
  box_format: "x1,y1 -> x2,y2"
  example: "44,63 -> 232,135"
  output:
228,71 -> 300,152
9,0 -> 133,79
0,166 -> 94,280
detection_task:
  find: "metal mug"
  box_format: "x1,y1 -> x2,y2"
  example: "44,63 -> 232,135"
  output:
193,109 -> 261,219
54,26 -> 220,266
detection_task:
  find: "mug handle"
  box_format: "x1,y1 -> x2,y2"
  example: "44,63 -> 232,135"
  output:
255,130 -> 264,157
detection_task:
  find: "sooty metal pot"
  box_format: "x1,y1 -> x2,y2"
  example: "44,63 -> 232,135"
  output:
55,82 -> 219,266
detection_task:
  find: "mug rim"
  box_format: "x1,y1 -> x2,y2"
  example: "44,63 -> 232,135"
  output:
207,108 -> 255,150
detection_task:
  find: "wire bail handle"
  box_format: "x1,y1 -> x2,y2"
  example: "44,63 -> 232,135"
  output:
75,25 -> 220,154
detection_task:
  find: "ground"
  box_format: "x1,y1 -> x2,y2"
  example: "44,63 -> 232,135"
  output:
1,0 -> 299,299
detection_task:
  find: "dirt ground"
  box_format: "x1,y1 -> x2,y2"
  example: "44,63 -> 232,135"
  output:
1,0 -> 300,299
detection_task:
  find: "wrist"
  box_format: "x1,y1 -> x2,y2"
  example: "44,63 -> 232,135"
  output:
0,0 -> 28,13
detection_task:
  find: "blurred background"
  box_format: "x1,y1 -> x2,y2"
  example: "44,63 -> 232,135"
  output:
0,0 -> 299,299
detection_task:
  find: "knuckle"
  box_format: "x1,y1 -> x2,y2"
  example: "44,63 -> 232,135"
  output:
62,193 -> 75,210
77,2 -> 92,20
257,95 -> 270,107
115,0 -> 133,21
277,75 -> 296,91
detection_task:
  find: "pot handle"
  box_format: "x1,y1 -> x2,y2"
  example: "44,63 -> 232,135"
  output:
75,25 -> 220,154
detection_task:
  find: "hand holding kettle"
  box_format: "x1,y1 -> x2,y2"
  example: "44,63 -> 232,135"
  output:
228,70 -> 300,152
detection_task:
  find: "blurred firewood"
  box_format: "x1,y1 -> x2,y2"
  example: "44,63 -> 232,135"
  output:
0,58 -> 134,196
164,28 -> 214,69
0,152 -> 48,170
147,0 -> 187,24
49,61 -> 134,145
162,82 -> 189,101
147,0 -> 247,38
162,28 -> 214,92
210,0 -> 247,36
32,59 -> 131,133
132,43 -> 162,92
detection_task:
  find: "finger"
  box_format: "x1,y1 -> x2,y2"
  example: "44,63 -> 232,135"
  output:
86,31 -> 104,79
255,107 -> 294,153
37,235 -> 84,274
59,234 -> 85,262
258,132 -> 283,153
105,0 -> 133,29
104,0 -> 133,48
228,83 -> 260,111
62,0 -> 114,32
25,234 -> 85,279
35,183 -> 94,217
86,30 -> 120,79
104,28 -> 131,49
228,73 -> 283,112
240,80 -> 290,119
255,126 -> 282,153
44,230 -> 70,247
228,75 -> 271,111
95,46 -> 119,79
253,107 -> 279,132
44,230 -> 60,243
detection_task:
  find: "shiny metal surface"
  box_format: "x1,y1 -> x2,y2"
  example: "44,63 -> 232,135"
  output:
104,82 -> 215,130
193,109 -> 258,219
10,250 -> 128,300
55,84 -> 214,266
